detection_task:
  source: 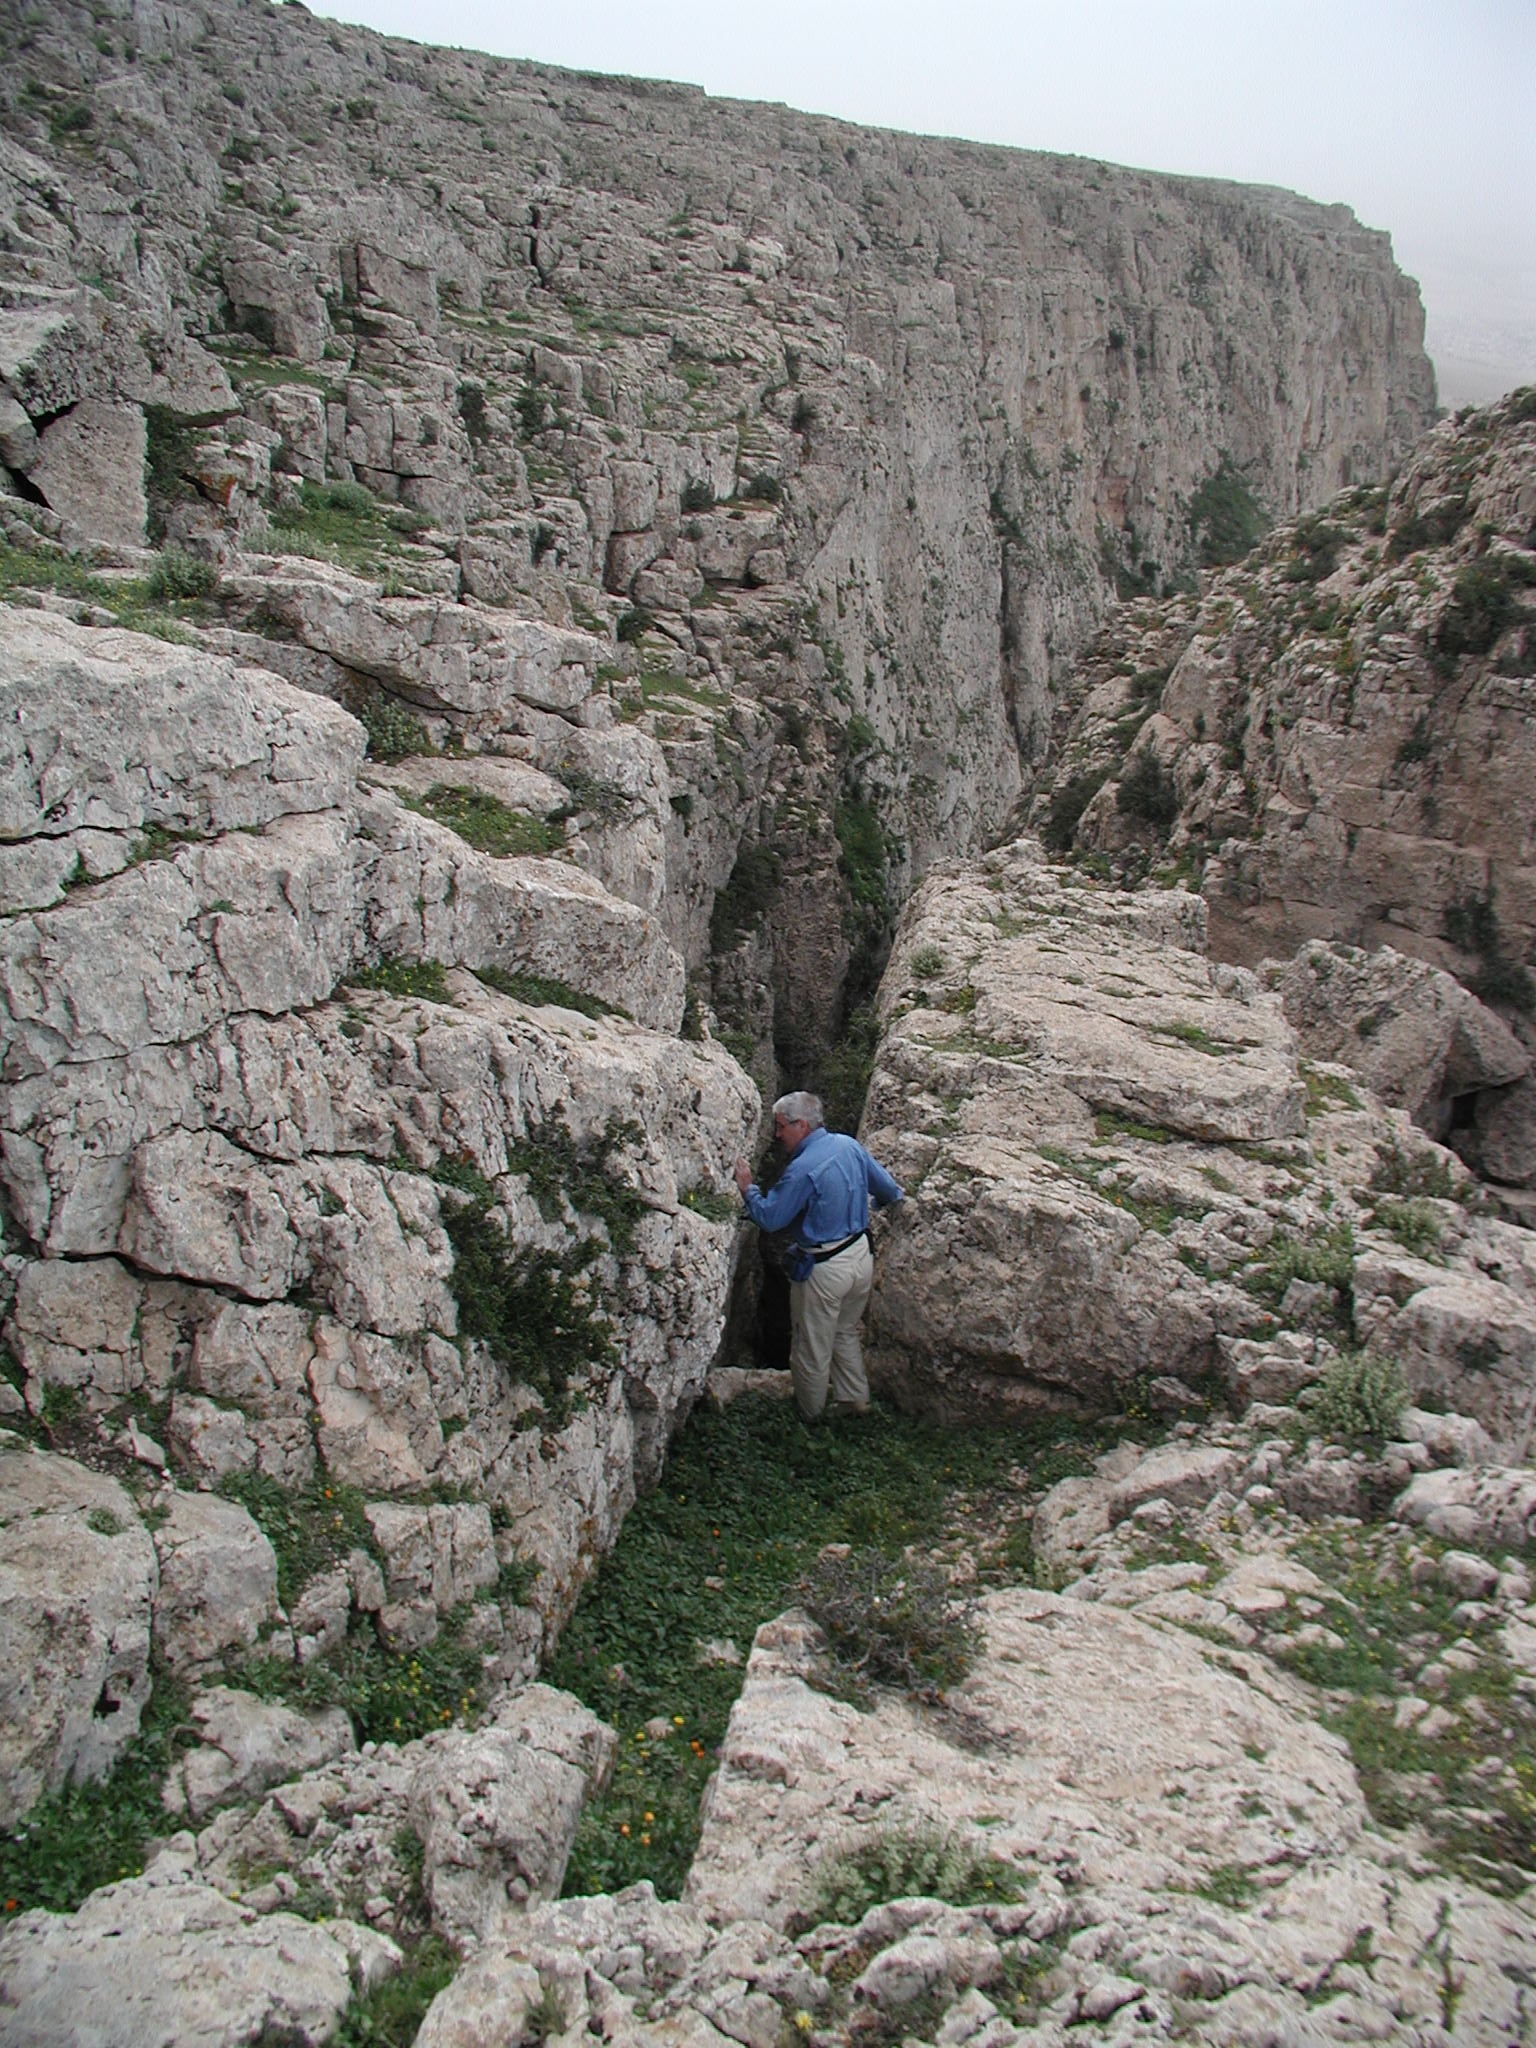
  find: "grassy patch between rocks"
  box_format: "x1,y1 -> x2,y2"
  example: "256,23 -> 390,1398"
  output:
402,783 -> 565,857
1273,1528 -> 1535,1892
473,964 -> 626,1020
332,1932 -> 457,2048
547,1395 -> 1118,1900
797,1822 -> 1027,1933
242,1610 -> 489,1746
0,1673 -> 191,1915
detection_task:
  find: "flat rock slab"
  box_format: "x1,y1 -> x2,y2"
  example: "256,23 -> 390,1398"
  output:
683,1590 -> 1536,2043
0,1868 -> 397,2047
687,1588 -> 1360,1928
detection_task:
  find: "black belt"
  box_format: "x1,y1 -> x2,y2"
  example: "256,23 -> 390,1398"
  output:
807,1230 -> 868,1264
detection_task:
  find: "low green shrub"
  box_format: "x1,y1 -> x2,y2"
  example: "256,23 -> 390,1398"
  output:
1435,561 -> 1521,664
244,1609 -> 488,1744
797,1547 -> 979,1705
1189,457 -> 1267,567
441,1196 -> 615,1420
1371,1197 -> 1444,1261
472,965 -> 623,1020
910,945 -> 945,980
711,840 -> 782,947
348,957 -> 453,1003
1245,1223 -> 1355,1330
358,693 -> 432,762
144,547 -> 219,603
0,1674 -> 190,1914
798,1822 -> 1026,1931
403,783 -> 563,857
1041,769 -> 1107,854
1309,1351 -> 1407,1446
331,1933 -> 457,2048
1116,751 -> 1178,835
216,1472 -> 374,1609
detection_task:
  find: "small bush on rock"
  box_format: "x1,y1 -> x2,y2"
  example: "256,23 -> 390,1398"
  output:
1309,1351 -> 1407,1446
359,693 -> 432,762
797,1547 -> 979,1705
1116,750 -> 1179,836
798,1822 -> 1026,1931
145,547 -> 219,603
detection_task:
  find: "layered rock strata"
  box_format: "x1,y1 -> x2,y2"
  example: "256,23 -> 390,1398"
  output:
0,0 -> 1433,1064
0,606 -> 757,1822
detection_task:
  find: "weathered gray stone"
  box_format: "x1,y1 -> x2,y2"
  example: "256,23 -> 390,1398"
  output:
0,1439 -> 156,1824
0,1867 -> 395,2047
151,1490 -> 282,1672
27,400 -> 146,548
166,1685 -> 355,1822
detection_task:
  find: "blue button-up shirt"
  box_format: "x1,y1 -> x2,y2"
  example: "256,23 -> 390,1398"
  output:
741,1127 -> 904,1246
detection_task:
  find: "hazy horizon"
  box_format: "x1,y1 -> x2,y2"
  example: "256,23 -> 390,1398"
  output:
304,0 -> 1535,410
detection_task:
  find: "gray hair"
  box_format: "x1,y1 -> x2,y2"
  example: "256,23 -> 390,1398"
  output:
772,1090 -> 824,1128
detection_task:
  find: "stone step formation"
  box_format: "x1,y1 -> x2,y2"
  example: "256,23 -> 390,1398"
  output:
0,1 -> 1533,2041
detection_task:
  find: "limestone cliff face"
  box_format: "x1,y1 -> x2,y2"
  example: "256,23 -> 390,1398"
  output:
0,0 -> 1432,1071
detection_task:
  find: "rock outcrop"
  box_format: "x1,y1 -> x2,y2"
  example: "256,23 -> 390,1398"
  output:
1037,390 -> 1536,1179
861,839 -> 1536,1449
0,603 -> 757,1825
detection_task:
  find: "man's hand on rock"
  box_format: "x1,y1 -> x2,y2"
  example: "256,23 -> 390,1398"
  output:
732,1156 -> 752,1195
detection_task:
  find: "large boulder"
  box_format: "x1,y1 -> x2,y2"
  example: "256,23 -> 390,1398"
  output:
860,841 -> 1295,1418
0,1863 -> 397,2048
676,1594 -> 1536,2042
164,1685 -> 355,1823
0,1439 -> 157,1824
26,400 -> 147,548
1266,939 -> 1530,1157
150,1490 -> 282,1672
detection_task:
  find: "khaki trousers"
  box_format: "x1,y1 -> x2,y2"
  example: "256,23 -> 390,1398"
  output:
789,1236 -> 874,1420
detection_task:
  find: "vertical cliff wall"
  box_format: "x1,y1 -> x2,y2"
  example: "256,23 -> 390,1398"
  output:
0,0 -> 1433,1076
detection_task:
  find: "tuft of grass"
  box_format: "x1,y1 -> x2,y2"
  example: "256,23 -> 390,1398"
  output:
798,1823 -> 1026,1932
270,479 -> 426,570
402,783 -> 563,858
1303,1065 -> 1362,1116
348,957 -> 454,1004
472,964 -> 624,1020
0,1673 -> 190,1915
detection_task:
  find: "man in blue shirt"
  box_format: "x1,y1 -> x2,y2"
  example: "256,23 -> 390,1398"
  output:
733,1090 -> 905,1422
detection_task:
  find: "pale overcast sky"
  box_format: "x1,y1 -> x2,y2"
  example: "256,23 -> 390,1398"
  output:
309,0 -> 1535,405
